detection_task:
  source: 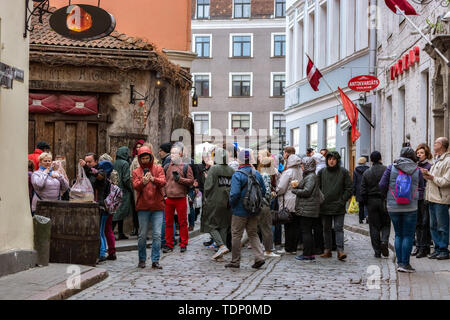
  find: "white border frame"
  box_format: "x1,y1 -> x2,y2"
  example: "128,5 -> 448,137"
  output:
192,72 -> 212,97
269,112 -> 286,137
270,72 -> 286,97
228,112 -> 253,136
229,33 -> 254,58
271,32 -> 286,57
192,34 -> 212,58
229,72 -> 253,97
191,111 -> 212,136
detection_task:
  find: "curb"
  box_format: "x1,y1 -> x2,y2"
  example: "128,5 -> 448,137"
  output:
343,224 -> 396,253
26,268 -> 108,300
116,229 -> 202,252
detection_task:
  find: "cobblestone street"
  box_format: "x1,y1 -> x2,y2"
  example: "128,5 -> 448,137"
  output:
71,230 -> 397,300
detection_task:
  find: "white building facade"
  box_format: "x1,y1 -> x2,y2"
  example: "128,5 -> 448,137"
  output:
285,0 -> 371,173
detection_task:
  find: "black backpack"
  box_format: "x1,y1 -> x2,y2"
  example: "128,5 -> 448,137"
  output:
238,169 -> 263,216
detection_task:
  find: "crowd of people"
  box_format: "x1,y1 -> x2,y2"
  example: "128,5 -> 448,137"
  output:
27,136 -> 449,273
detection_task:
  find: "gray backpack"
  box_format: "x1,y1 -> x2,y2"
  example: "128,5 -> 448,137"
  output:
238,169 -> 263,216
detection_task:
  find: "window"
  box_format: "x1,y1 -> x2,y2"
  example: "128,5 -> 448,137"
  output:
325,117 -> 336,150
271,73 -> 285,97
273,34 -> 285,57
234,0 -> 251,18
193,113 -> 210,135
193,74 -> 210,97
232,35 -> 252,57
230,73 -> 252,97
197,0 -> 210,19
307,123 -> 318,150
291,128 -> 300,154
275,0 -> 286,18
230,113 -> 251,134
271,113 -> 286,148
194,35 -> 211,58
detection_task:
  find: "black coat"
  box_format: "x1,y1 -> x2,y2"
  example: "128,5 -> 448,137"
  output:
353,165 -> 369,202
360,163 -> 387,203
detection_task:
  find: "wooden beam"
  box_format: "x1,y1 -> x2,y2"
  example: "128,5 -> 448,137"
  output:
29,80 -> 121,94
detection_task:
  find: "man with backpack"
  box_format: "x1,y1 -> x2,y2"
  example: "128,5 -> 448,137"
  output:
162,143 -> 194,253
379,147 -> 425,273
132,146 -> 166,269
225,149 -> 266,269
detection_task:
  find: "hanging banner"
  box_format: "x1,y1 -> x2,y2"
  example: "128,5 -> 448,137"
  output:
49,5 -> 116,41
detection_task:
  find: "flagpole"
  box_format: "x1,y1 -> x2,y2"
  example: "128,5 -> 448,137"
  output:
395,5 -> 450,67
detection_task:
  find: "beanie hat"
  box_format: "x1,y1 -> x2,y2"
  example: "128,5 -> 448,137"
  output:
98,161 -> 114,178
370,151 -> 382,163
36,141 -> 50,150
160,142 -> 172,154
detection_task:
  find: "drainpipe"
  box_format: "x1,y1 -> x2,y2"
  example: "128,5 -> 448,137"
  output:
369,0 -> 377,154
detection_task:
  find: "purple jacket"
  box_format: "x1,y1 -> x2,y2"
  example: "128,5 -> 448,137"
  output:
31,169 -> 69,212
418,160 -> 432,200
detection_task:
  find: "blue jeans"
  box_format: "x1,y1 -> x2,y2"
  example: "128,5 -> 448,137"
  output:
429,202 -> 450,254
389,211 -> 417,266
138,210 -> 164,263
99,213 -> 108,258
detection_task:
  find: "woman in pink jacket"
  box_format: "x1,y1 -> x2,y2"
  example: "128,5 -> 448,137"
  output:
31,152 -> 69,215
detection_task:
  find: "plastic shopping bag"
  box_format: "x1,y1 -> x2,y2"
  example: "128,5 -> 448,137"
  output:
348,196 -> 359,214
69,163 -> 95,202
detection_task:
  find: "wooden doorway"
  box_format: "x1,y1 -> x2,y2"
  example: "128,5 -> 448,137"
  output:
29,113 -> 107,182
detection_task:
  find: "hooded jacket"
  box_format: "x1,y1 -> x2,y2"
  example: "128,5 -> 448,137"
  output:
292,157 -> 321,218
113,147 -> 132,221
28,149 -> 43,172
379,157 -> 424,212
425,151 -> 450,205
353,164 -> 370,202
200,149 -> 235,233
276,155 -> 302,213
132,146 -> 166,211
317,151 -> 353,216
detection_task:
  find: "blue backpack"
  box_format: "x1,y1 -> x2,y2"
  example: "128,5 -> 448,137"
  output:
390,169 -> 416,204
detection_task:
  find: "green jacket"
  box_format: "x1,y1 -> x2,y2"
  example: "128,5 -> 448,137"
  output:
318,151 -> 353,216
200,149 -> 234,233
113,146 -> 132,221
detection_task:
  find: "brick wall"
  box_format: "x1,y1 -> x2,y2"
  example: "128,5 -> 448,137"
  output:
192,0 -> 275,19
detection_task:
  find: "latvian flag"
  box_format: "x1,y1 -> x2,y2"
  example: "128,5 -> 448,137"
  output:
306,55 -> 322,92
385,0 -> 418,15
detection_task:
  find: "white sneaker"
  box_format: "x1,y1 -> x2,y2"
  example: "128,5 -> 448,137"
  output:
276,249 -> 286,254
212,246 -> 230,260
264,252 -> 281,258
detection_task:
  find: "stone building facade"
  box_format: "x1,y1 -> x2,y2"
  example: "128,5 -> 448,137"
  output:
375,1 -> 449,163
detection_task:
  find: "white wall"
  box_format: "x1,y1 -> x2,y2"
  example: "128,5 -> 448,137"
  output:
0,1 -> 34,252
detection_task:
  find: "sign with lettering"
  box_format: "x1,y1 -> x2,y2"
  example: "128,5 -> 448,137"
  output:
49,5 -> 116,41
348,75 -> 380,92
390,46 -> 420,81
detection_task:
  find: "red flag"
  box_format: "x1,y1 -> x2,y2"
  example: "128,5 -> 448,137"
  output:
385,0 -> 418,15
306,56 -> 322,91
338,87 -> 361,143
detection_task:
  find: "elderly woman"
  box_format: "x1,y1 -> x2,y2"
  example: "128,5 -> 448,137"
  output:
31,152 -> 69,215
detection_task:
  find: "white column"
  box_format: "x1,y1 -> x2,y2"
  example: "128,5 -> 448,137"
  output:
314,0 -> 320,65
293,8 -> 299,82
303,2 -> 309,79
326,0 -> 332,66
340,0 -> 348,60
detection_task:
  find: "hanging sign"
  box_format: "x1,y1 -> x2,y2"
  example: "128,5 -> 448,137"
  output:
348,75 -> 380,92
49,5 -> 116,41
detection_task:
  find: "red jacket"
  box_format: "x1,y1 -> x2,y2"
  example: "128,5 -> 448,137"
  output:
28,149 -> 43,171
132,147 -> 166,211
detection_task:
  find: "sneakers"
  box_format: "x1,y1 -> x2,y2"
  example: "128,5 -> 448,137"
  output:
138,261 -> 146,268
428,251 -> 440,259
162,246 -> 173,253
106,253 -> 117,261
251,260 -> 265,269
437,252 -> 450,260
380,243 -> 389,257
212,246 -> 230,260
151,262 -> 162,269
411,247 -> 419,256
225,263 -> 240,269
180,246 -> 187,253
276,249 -> 286,255
295,255 -> 316,262
264,251 -> 281,258
398,264 -> 416,273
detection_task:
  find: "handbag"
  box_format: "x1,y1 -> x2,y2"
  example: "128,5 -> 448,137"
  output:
272,195 -> 293,225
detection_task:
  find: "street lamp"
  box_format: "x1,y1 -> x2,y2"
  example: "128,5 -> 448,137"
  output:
358,93 -> 367,106
192,87 -> 198,108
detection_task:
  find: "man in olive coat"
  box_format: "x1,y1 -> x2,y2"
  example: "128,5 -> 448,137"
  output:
201,148 -> 235,261
318,151 -> 353,260
113,146 -> 132,240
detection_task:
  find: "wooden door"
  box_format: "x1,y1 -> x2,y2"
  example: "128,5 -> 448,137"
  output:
29,114 -> 106,182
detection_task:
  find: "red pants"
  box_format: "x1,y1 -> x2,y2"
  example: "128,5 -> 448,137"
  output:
165,197 -> 188,248
105,214 -> 116,255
